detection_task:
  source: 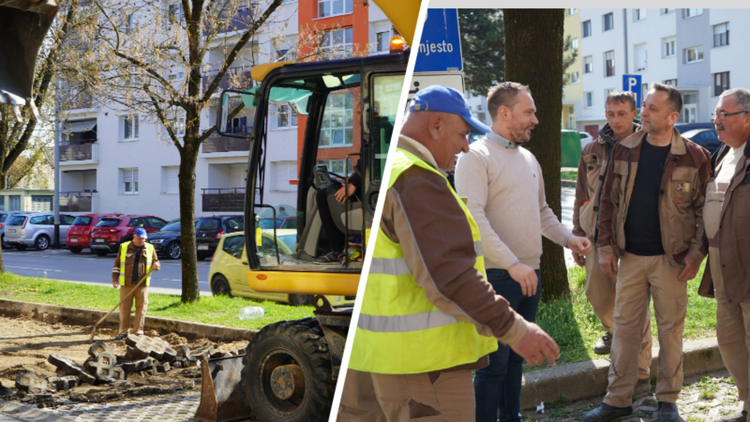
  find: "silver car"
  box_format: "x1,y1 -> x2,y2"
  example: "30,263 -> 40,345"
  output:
4,213 -> 75,250
1,211 -> 26,249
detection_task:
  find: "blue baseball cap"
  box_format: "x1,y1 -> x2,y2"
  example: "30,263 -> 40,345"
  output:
133,228 -> 148,239
409,85 -> 492,134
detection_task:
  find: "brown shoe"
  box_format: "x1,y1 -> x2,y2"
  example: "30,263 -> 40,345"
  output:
594,332 -> 612,354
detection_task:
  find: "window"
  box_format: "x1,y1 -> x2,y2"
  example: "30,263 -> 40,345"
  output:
663,79 -> 677,86
604,50 -> 615,77
9,196 -> 21,211
222,235 -> 244,259
642,82 -> 649,95
166,116 -> 185,136
684,8 -> 702,18
123,14 -> 134,34
661,8 -> 675,14
634,43 -> 647,72
713,23 -> 729,47
167,3 -> 183,24
320,91 -> 353,147
275,49 -> 289,60
31,196 -> 53,212
317,159 -> 348,175
663,37 -> 676,57
162,166 -> 179,194
714,72 -> 730,97
127,217 -> 146,227
567,8 -> 577,15
376,31 -> 391,52
317,0 -> 352,18
274,104 -> 298,128
582,20 -> 592,37
585,92 -> 594,108
169,71 -> 185,81
685,46 -> 703,63
570,72 -> 580,84
570,38 -> 578,50
634,9 -> 646,21
320,27 -> 353,59
584,56 -> 593,73
271,161 -> 297,192
123,115 -> 139,141
603,13 -> 614,31
121,168 -> 139,194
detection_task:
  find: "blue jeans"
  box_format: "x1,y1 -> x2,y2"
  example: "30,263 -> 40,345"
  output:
474,268 -> 542,422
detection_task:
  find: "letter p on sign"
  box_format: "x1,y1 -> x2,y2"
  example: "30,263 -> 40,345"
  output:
622,74 -> 643,107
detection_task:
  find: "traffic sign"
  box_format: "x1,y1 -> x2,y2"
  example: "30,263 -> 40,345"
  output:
623,74 -> 643,106
415,9 -> 463,73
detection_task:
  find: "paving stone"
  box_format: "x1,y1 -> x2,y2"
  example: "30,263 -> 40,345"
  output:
15,372 -> 50,394
88,341 -> 116,359
120,358 -> 154,374
48,375 -> 80,391
48,354 -> 96,385
84,352 -> 125,383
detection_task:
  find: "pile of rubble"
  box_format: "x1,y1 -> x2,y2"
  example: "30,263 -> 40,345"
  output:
1,333 -> 247,407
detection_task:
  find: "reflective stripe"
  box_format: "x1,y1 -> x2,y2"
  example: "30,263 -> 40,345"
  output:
369,257 -> 410,276
358,310 -> 460,333
474,241 -> 483,257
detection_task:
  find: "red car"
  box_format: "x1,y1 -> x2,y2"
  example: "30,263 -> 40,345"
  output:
89,215 -> 168,256
66,213 -> 120,253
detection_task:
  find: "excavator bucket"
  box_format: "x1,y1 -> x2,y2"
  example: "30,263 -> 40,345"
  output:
194,355 -> 253,422
0,0 -> 59,119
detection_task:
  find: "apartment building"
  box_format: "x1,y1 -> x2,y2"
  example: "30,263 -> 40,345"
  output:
574,8 -> 750,137
57,0 -> 393,219
563,8 -> 583,131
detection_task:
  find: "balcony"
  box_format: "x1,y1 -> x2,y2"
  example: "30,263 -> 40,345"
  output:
202,134 -> 252,153
202,188 -> 245,212
59,191 -> 97,212
202,67 -> 254,94
59,143 -> 99,163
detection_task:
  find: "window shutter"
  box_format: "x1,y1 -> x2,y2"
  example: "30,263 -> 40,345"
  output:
166,167 -> 179,193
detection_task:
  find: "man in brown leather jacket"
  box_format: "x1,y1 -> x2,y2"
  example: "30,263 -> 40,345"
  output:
572,92 -> 652,378
585,83 -> 711,422
698,87 -> 750,422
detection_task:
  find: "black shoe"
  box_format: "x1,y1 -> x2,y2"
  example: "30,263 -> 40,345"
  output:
657,402 -> 679,421
594,331 -> 613,354
583,403 -> 633,422
114,333 -> 127,340
720,410 -> 747,421
313,250 -> 341,264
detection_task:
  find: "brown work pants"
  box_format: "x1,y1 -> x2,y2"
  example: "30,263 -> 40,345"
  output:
711,246 -> 750,412
604,253 -> 686,408
118,284 -> 148,336
585,246 -> 653,378
338,368 -> 475,422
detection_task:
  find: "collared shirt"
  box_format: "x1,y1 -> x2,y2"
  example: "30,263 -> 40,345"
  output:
485,130 -> 520,150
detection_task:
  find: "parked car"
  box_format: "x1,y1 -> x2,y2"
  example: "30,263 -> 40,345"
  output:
579,131 -> 594,149
675,122 -> 714,134
208,231 -> 353,306
4,212 -> 75,250
147,219 -> 184,259
195,215 -> 244,260
1,211 -> 26,249
66,213 -> 120,253
89,215 -> 168,256
682,128 -> 722,156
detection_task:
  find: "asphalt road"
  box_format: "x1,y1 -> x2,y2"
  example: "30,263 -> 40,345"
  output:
1,247 -> 212,293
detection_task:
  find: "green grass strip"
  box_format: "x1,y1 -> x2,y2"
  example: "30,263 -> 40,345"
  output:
561,170 -> 577,181
0,272 -> 314,330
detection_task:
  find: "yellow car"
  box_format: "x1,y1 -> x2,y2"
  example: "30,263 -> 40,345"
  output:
208,230 -> 354,306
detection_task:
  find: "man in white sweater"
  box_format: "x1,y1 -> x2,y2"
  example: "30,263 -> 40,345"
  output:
455,81 -> 592,422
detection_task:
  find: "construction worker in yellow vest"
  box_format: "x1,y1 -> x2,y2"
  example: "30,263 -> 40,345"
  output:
338,85 -> 560,421
111,228 -> 160,339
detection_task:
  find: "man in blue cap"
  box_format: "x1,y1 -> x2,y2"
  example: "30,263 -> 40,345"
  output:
338,85 -> 560,421
112,227 -> 160,339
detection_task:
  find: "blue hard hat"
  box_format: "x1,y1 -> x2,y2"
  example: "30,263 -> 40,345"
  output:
133,228 -> 148,238
408,85 -> 491,134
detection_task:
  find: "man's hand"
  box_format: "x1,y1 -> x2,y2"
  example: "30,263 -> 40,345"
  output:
112,280 -> 119,288
335,184 -> 357,202
153,261 -> 161,271
567,236 -> 593,255
678,254 -> 701,282
508,262 -> 538,297
599,253 -> 618,278
511,322 -> 560,367
573,252 -> 586,267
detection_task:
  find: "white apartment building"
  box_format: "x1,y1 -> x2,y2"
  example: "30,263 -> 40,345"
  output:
58,0 -> 392,220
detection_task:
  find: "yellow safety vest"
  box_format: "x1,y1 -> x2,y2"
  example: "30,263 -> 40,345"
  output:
119,241 -> 154,287
348,148 -> 497,374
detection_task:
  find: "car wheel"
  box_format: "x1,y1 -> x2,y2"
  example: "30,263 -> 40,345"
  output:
1,235 -> 12,250
35,235 -> 50,251
16,245 -> 27,251
69,246 -> 83,254
166,241 -> 181,259
211,274 -> 232,297
94,249 -> 109,257
289,294 -> 316,307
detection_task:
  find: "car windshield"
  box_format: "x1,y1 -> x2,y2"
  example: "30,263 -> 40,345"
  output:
73,216 -> 93,226
9,216 -> 26,225
161,222 -> 181,231
278,233 -> 297,252
96,218 -> 121,227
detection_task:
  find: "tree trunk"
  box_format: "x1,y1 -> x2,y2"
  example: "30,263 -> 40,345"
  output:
504,9 -> 568,301
179,131 -> 201,303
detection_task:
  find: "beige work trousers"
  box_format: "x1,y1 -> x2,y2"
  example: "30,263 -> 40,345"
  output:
338,368 -> 475,422
711,246 -> 750,412
603,253 -> 687,408
585,247 -> 653,378
118,284 -> 149,335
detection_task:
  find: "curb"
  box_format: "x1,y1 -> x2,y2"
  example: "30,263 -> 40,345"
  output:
0,299 -> 256,342
561,180 -> 576,188
520,337 -> 725,410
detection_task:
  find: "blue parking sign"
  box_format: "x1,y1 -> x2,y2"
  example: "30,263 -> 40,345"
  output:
623,74 -> 642,107
415,9 -> 463,73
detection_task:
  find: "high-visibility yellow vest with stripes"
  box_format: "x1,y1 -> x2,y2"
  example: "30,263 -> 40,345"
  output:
119,241 -> 154,286
348,148 -> 497,374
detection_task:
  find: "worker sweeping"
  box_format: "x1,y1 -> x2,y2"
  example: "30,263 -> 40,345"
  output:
111,228 -> 160,340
